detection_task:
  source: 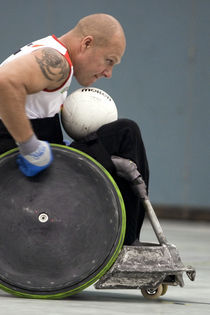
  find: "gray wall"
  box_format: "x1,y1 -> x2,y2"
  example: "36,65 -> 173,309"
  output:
0,0 -> 209,208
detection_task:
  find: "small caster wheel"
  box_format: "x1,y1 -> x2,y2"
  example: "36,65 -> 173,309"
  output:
161,284 -> 168,296
141,284 -> 163,299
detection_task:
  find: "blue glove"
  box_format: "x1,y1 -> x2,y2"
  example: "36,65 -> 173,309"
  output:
17,134 -> 53,177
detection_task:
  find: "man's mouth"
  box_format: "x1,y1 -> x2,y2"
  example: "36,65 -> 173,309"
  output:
91,75 -> 98,82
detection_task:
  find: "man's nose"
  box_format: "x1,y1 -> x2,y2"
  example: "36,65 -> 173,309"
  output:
102,68 -> 112,79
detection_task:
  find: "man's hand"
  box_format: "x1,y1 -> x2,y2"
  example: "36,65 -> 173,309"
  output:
17,134 -> 53,176
111,155 -> 148,199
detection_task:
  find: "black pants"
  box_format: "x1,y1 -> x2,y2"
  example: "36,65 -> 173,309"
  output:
0,114 -> 64,153
0,115 -> 149,245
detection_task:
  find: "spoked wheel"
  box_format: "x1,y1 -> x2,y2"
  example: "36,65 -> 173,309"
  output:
0,145 -> 126,299
141,284 -> 164,299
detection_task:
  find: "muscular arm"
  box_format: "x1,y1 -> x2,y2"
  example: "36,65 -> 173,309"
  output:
0,48 -> 70,143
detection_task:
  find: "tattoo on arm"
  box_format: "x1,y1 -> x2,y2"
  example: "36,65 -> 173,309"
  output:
33,48 -> 70,82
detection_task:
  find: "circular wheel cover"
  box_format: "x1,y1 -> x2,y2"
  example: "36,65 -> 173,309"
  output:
0,145 -> 125,298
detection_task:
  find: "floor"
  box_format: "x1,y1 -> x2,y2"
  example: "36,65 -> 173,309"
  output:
0,219 -> 209,315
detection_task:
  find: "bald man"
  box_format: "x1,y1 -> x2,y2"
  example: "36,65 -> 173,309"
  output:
0,13 -> 126,176
0,14 -> 149,245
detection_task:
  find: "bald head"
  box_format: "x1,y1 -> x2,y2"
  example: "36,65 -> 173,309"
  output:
73,13 -> 126,47
59,14 -> 126,86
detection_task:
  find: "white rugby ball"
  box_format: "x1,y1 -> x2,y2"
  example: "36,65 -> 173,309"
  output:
61,87 -> 118,140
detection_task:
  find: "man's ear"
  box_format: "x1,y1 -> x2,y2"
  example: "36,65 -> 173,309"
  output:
80,36 -> 94,51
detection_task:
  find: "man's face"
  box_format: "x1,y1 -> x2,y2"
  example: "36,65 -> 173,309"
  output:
73,36 -> 125,86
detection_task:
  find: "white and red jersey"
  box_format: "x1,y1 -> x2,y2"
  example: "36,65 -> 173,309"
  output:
0,35 -> 73,119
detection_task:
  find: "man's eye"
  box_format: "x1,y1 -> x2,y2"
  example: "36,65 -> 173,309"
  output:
106,59 -> 113,65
